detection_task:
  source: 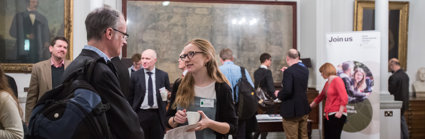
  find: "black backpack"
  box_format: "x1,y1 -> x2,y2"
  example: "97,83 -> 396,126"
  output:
26,58 -> 112,139
234,67 -> 258,120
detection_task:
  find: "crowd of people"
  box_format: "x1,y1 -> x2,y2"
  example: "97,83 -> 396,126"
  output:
0,6 -> 410,139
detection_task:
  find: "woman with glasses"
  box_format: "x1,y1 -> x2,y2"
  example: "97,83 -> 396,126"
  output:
166,39 -> 237,139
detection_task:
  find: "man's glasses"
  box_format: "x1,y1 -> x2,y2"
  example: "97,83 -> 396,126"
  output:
112,28 -> 129,40
179,51 -> 203,60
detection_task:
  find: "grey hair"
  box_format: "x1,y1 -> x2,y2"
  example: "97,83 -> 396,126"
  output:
85,7 -> 122,41
219,48 -> 233,60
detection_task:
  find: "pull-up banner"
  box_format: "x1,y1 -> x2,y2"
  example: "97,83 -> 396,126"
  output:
325,31 -> 380,139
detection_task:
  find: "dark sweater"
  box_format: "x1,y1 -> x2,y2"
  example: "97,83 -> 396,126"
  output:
51,65 -> 64,88
388,69 -> 410,114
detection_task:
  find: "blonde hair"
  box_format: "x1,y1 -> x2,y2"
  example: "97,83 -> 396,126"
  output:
0,66 -> 23,119
319,63 -> 336,77
173,39 -> 230,109
353,68 -> 366,92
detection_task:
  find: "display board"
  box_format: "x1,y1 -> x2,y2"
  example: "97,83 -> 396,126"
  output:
325,31 -> 380,138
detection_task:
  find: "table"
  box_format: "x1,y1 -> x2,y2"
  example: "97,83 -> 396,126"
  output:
256,114 -> 312,139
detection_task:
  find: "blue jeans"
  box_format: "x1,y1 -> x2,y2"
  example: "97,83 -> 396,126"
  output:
401,115 -> 409,139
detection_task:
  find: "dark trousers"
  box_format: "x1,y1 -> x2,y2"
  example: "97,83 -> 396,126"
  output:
400,115 -> 409,139
137,109 -> 164,139
235,119 -> 246,139
235,116 -> 257,139
324,115 -> 346,139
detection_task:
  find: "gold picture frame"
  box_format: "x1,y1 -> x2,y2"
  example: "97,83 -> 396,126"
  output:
0,0 -> 73,73
354,0 -> 409,70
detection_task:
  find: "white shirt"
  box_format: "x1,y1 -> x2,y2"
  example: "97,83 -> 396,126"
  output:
195,81 -> 216,99
140,68 -> 158,109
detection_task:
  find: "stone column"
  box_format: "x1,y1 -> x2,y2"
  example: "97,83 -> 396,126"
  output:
376,0 -> 389,94
376,1 -> 403,138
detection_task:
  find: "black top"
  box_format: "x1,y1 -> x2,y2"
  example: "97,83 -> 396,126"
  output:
6,75 -> 18,98
278,63 -> 311,118
110,57 -> 131,99
62,49 -> 144,139
389,69 -> 410,114
51,65 -> 64,88
166,81 -> 238,139
254,67 -> 276,99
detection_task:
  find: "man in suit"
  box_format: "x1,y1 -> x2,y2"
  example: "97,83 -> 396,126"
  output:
253,53 -> 277,139
388,58 -> 410,139
130,49 -> 170,139
9,0 -> 50,62
277,49 -> 310,139
25,36 -> 70,123
61,7 -> 144,138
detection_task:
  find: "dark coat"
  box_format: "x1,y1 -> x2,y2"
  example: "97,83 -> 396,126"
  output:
129,68 -> 171,131
254,67 -> 277,99
389,69 -> 410,114
110,57 -> 131,100
166,81 -> 238,139
62,49 -> 144,139
278,63 -> 311,118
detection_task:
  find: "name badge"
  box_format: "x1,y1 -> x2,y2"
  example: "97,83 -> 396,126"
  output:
200,99 -> 214,108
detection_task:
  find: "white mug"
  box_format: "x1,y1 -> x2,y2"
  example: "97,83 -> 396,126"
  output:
186,111 -> 200,125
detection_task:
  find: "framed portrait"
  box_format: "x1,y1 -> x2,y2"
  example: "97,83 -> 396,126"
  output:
354,0 -> 409,70
122,0 -> 297,83
0,0 -> 73,73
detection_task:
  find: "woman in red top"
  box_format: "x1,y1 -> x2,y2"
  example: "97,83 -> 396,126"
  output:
310,63 -> 348,139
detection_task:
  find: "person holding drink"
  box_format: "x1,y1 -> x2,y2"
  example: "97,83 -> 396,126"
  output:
166,39 -> 237,139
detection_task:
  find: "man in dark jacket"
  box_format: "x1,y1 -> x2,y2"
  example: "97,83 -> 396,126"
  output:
129,49 -> 170,139
254,53 -> 277,100
253,53 -> 277,139
61,7 -> 144,139
388,58 -> 409,139
277,49 -> 310,139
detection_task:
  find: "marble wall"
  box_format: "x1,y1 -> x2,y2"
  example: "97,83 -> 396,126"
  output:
127,1 -> 294,83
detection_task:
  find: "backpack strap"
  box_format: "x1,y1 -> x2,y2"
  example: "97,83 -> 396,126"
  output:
240,67 -> 247,80
233,67 -> 247,103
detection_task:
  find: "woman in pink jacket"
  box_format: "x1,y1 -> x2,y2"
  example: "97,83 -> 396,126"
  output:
310,63 -> 348,139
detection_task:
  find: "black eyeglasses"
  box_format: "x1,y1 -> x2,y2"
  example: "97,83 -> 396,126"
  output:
179,51 -> 203,60
111,28 -> 129,40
